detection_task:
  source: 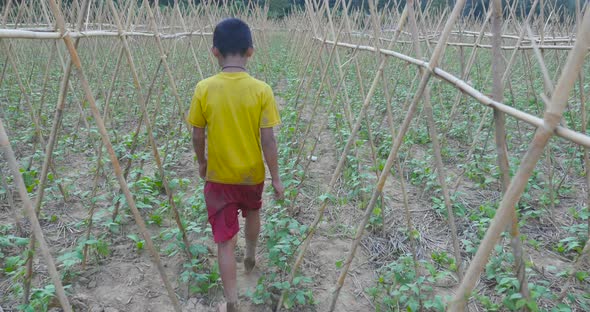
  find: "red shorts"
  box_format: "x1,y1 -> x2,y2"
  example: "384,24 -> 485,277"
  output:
204,181 -> 264,243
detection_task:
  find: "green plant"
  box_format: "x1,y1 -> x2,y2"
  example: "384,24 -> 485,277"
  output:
367,255 -> 448,311
248,204 -> 313,309
20,167 -> 39,193
555,222 -> 588,257
179,260 -> 221,295
431,251 -> 457,272
127,234 -> 145,251
17,284 -> 71,312
431,193 -> 466,218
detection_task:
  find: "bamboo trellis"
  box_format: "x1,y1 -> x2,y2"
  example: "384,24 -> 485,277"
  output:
1,0 -> 590,311
0,0 -> 277,310
282,0 -> 590,311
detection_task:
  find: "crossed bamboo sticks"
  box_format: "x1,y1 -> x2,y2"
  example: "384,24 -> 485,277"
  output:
280,0 -> 590,310
2,0 -> 590,311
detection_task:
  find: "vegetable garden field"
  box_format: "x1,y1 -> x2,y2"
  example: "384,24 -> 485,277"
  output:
1,0 -> 589,311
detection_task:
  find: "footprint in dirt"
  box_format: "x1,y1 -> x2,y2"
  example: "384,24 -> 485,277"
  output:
236,259 -> 267,312
238,264 -> 261,295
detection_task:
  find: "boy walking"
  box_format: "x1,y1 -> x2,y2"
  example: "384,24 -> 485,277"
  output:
187,18 -> 284,312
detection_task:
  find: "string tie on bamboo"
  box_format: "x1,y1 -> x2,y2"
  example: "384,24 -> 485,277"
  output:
542,111 -> 562,132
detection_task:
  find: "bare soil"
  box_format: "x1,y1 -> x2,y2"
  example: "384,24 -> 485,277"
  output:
1,78 -> 589,312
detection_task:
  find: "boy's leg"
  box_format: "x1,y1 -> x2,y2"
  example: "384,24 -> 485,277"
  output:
218,235 -> 238,311
244,209 -> 260,272
205,182 -> 241,311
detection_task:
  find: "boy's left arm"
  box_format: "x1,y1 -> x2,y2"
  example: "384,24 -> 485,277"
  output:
260,85 -> 283,200
192,126 -> 207,179
261,127 -> 284,200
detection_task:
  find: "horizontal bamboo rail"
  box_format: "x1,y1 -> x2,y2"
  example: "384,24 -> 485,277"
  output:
0,29 -> 212,39
452,30 -> 575,42
357,30 -> 576,42
316,37 -> 590,148
351,34 -> 578,50
436,41 -> 577,50
4,23 -> 209,30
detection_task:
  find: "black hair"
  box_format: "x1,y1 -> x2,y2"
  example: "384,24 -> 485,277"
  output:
213,18 -> 253,57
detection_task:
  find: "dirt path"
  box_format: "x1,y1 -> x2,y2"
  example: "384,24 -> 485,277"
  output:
282,81 -> 376,312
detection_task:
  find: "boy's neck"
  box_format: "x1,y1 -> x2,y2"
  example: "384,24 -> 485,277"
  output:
220,55 -> 248,72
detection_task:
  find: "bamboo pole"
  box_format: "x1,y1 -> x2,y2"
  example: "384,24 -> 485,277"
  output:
321,21 -> 380,210
449,7 -> 590,310
556,73 -> 590,302
285,0 -> 333,186
328,0 -> 468,309
532,12 -> 590,300
502,0 -> 541,83
323,0 -> 354,129
444,9 -> 492,134
379,18 -> 422,309
289,56 -> 350,214
0,52 -> 7,92
0,119 -> 72,312
291,34 -> 325,116
447,0 -> 548,192
112,60 -> 164,222
173,1 -> 204,81
190,3 -> 218,72
1,0 -> 12,26
420,41 -> 578,50
0,40 -> 44,154
317,38 -> 590,148
346,0 -> 392,228
0,166 -> 23,236
82,45 -> 127,267
527,12 -> 563,208
291,0 -> 334,136
492,0 -> 531,305
342,2 -> 402,181
583,72 -> 590,240
22,0 -> 91,301
279,5 -> 410,312
406,0 -> 463,278
293,9 -> 345,168
45,0 -> 182,310
315,0 -> 374,201
384,94 -> 421,270
77,28 -> 124,260
0,28 -> 213,39
35,42 -> 57,128
143,0 -> 188,134
109,2 -> 150,221
288,16 -> 377,213
107,0 -> 194,262
81,144 -> 105,270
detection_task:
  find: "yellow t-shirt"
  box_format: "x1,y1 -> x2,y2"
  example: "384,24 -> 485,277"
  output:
186,72 -> 281,185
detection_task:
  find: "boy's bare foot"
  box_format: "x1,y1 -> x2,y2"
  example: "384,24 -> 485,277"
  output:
244,257 -> 255,273
218,302 -> 238,312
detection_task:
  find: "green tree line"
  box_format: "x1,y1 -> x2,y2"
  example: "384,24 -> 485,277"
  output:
1,0 -> 586,19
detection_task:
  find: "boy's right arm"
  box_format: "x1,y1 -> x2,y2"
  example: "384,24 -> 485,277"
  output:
192,126 -> 207,179
261,127 -> 284,200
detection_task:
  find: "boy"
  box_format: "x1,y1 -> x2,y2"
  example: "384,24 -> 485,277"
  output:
187,18 -> 284,312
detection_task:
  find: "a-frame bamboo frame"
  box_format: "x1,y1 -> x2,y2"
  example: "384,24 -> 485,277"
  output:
2,0 -> 590,311
282,0 -> 590,310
